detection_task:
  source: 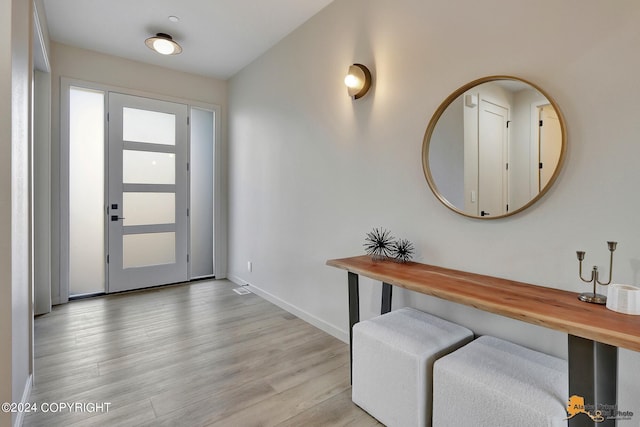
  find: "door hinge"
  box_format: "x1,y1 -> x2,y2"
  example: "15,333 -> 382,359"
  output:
187,162 -> 190,171
107,254 -> 109,263
506,204 -> 509,212
187,254 -> 190,262
187,208 -> 190,217
187,116 -> 190,125
506,120 -> 510,128
539,119 -> 543,127
539,162 -> 544,169
506,163 -> 509,170
107,112 -> 109,122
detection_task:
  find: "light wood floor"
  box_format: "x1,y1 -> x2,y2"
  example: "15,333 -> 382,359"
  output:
24,280 -> 380,426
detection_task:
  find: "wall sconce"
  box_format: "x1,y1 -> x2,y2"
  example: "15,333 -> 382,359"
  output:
344,64 -> 372,99
145,33 -> 182,55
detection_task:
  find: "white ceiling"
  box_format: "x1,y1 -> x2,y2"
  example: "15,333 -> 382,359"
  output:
42,0 -> 335,80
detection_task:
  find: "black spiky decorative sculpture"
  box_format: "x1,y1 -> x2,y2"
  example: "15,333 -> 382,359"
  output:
391,238 -> 415,263
364,228 -> 395,260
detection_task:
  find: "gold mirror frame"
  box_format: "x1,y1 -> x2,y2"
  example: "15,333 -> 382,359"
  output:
422,75 -> 567,219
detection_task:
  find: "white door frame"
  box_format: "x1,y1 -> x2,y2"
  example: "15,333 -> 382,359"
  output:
58,77 -> 225,303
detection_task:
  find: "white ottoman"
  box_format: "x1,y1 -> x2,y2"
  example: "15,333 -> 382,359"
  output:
433,335 -> 568,427
352,307 -> 474,427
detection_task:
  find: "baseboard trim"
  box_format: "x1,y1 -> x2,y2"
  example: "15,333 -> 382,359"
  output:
228,274 -> 348,344
14,374 -> 32,427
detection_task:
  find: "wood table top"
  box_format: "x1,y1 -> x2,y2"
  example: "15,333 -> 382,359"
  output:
327,255 -> 640,352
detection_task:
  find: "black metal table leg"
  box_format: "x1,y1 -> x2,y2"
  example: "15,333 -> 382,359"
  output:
381,282 -> 392,314
594,340 -> 618,427
348,272 -> 359,384
568,334 -> 618,427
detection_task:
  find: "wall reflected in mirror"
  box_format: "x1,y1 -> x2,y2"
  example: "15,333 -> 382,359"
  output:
423,76 -> 566,219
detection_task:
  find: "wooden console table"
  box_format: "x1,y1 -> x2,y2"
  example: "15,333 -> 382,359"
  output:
327,255 -> 640,427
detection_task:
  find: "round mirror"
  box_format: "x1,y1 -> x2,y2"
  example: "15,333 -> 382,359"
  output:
422,76 -> 566,219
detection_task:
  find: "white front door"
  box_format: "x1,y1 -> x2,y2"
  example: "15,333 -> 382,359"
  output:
107,93 -> 188,292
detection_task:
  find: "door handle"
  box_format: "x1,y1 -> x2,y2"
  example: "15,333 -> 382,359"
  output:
480,211 -> 491,217
110,215 -> 126,221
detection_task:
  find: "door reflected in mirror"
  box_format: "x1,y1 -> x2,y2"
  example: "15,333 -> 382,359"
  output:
423,76 -> 566,219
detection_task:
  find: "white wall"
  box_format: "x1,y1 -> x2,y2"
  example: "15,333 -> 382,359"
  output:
1,0 -> 32,425
0,1 -> 14,425
429,96 -> 464,208
228,0 -> 640,414
49,42 -> 228,303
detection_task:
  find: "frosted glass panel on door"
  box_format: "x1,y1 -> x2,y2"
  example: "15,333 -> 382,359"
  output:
69,86 -> 105,296
123,232 -> 175,268
122,107 -> 176,145
190,107 -> 215,278
123,192 -> 175,226
123,150 -> 175,184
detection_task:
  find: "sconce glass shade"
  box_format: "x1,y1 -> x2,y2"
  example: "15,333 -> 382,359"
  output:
344,64 -> 371,99
145,33 -> 182,55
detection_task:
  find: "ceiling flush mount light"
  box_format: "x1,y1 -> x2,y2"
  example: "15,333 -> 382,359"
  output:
145,33 -> 182,55
344,64 -> 372,99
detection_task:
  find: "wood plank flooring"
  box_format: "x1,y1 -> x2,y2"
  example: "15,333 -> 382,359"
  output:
24,280 -> 380,427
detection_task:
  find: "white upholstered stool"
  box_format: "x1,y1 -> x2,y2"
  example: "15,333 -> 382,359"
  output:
352,307 -> 474,427
432,335 -> 568,427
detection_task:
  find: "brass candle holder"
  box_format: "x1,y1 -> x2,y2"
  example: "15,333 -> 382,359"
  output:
576,241 -> 617,304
